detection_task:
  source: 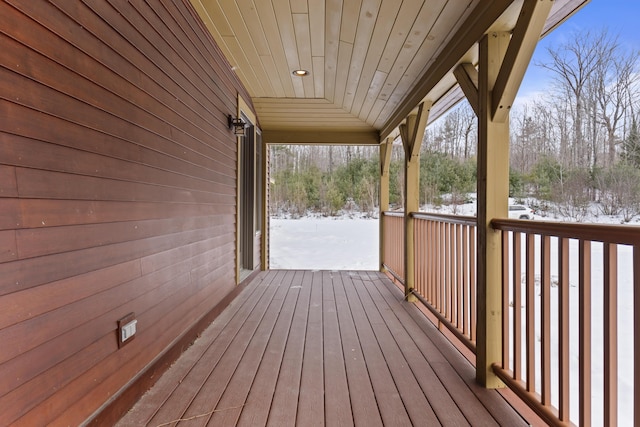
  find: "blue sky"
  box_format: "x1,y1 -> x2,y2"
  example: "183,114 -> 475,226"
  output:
517,0 -> 640,102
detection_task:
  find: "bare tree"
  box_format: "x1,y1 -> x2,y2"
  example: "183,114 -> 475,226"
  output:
421,103 -> 476,158
590,35 -> 640,166
540,29 -> 639,169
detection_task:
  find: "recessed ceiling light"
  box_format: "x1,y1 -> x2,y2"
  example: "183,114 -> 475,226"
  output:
292,69 -> 309,76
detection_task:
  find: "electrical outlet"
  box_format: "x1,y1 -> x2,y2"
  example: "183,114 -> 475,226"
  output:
117,313 -> 137,348
121,319 -> 137,342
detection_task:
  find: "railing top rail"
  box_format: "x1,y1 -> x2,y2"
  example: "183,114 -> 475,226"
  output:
491,218 -> 640,246
411,211 -> 477,227
382,211 -> 405,218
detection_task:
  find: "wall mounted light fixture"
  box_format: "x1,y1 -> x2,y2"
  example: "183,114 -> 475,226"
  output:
228,114 -> 246,136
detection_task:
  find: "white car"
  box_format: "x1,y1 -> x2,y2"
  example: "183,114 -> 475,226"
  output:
508,204 -> 535,220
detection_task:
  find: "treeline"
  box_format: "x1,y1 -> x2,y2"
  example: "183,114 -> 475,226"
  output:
269,146 -> 380,216
270,29 -> 640,221
431,29 -> 640,221
269,144 -> 476,217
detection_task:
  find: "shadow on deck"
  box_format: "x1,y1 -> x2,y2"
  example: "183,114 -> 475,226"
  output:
117,270 -> 528,426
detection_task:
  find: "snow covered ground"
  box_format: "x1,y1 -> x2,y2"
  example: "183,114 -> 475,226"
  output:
269,213 -> 379,270
421,195 -> 640,225
269,201 -> 638,426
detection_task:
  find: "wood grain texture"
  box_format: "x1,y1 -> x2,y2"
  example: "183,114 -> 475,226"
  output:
0,0 -> 253,424
117,271 -> 530,427
0,166 -> 18,198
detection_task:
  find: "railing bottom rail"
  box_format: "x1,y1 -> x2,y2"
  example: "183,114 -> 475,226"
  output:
382,264 -> 404,286
411,290 -> 476,354
492,364 -> 570,427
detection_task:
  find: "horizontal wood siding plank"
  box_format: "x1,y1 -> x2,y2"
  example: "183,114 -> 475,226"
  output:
0,225 -> 233,296
0,230 -> 17,263
14,275 -> 235,427
0,199 -> 21,230
0,260 -> 142,330
0,166 -> 18,197
0,0 -> 252,423
17,199 -> 235,229
14,167 -> 235,204
15,215 -> 223,259
0,249 -> 227,382
2,254 -> 237,426
0,334 -> 115,426
2,1 -> 236,161
0,108 -> 235,188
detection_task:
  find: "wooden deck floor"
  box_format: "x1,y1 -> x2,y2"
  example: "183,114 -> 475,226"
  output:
116,270 -> 528,427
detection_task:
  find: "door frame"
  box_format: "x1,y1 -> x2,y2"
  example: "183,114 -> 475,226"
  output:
236,96 -> 258,283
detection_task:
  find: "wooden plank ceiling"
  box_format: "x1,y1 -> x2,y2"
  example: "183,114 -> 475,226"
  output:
190,0 -> 588,144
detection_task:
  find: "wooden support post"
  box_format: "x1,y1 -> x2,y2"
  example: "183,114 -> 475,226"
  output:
400,102 -> 430,301
379,137 -> 393,272
476,32 -> 510,388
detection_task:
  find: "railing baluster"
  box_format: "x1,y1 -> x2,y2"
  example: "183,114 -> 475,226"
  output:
462,224 -> 469,336
513,232 -> 522,381
501,230 -> 510,371
604,243 -> 618,427
381,212 -> 405,284
541,235 -> 551,406
448,222 -> 454,322
470,228 -> 477,343
432,219 -> 437,305
439,221 -> 444,315
416,220 -> 424,297
526,234 -> 536,393
457,223 -> 463,330
428,220 -> 435,304
444,222 -> 450,320
445,224 -> 455,323
634,245 -> 640,427
558,237 -> 570,422
405,212 -> 477,352
579,240 -> 592,427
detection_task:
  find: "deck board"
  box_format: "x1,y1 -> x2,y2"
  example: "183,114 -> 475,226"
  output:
357,272 -> 473,426
207,271 -> 299,426
341,272 -> 412,426
333,273 -> 383,427
296,271 -> 326,426
264,270 -> 313,427
117,270 -> 529,427
321,271 -> 353,427
235,270 -> 302,427
350,273 -> 441,426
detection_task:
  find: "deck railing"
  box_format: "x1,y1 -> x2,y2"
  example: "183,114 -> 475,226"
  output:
381,211 -> 640,426
491,219 -> 640,427
411,212 -> 477,352
381,211 -> 405,282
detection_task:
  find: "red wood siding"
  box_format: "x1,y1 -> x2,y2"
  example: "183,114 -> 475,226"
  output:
0,0 -> 253,424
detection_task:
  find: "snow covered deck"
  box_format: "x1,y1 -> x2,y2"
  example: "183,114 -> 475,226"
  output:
117,270 -> 527,426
